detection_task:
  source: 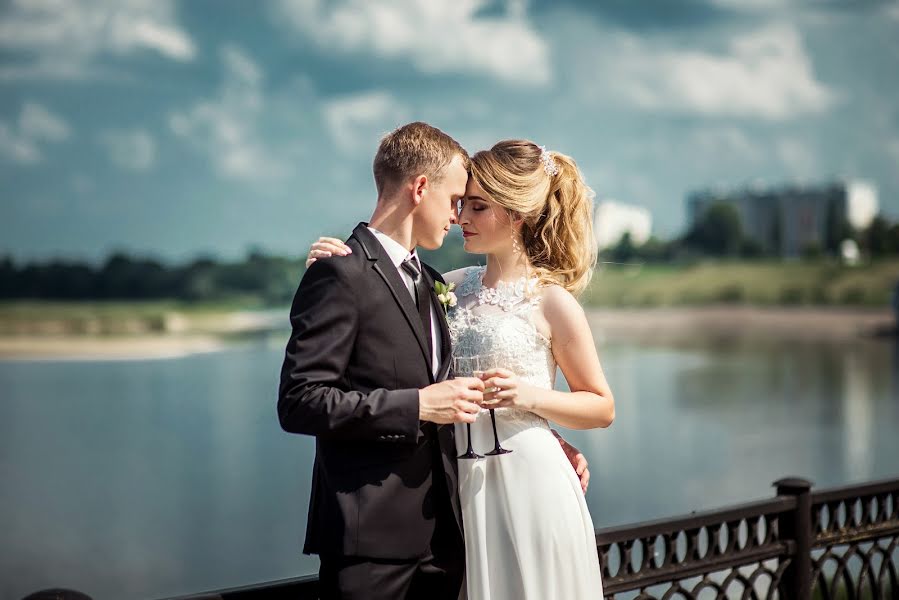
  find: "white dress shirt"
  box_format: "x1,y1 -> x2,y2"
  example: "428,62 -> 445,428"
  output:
368,227 -> 442,378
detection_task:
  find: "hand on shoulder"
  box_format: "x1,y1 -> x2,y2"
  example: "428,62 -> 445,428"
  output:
306,237 -> 352,268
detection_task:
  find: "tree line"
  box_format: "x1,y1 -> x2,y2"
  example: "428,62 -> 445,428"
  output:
0,250 -> 305,303
3,208 -> 898,302
0,230 -> 486,303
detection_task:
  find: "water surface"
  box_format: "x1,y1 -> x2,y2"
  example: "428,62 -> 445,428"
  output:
1,332 -> 896,600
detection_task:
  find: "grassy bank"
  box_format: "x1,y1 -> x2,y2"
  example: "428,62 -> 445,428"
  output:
582,259 -> 899,308
1,260 -> 897,336
0,299 -> 267,336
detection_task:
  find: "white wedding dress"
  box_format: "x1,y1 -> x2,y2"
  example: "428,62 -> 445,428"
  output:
447,266 -> 604,600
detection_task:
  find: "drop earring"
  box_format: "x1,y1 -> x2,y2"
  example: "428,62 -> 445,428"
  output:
511,232 -> 523,255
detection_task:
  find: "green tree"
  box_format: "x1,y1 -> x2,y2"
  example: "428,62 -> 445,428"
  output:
685,202 -> 744,256
862,215 -> 891,258
824,199 -> 853,255
607,232 -> 637,263
636,236 -> 675,263
887,223 -> 899,256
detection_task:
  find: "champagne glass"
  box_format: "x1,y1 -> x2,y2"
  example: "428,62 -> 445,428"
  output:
453,354 -> 483,460
480,352 -> 513,456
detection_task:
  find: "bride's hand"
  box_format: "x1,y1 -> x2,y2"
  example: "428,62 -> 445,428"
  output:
305,237 -> 352,268
479,369 -> 537,411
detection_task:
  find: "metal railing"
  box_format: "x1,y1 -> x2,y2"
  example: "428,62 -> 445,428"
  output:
164,476 -> 899,600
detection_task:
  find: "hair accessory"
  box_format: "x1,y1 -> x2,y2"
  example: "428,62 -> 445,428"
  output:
538,145 -> 559,177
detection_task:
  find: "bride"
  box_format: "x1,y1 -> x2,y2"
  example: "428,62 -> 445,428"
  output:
307,140 -> 614,599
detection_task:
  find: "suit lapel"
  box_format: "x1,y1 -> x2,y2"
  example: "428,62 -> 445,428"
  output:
422,265 -> 453,382
353,224 -> 434,381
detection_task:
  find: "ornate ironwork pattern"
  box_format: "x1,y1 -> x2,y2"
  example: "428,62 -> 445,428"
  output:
597,498 -> 795,599
810,480 -> 899,600
161,477 -> 899,600
596,478 -> 899,600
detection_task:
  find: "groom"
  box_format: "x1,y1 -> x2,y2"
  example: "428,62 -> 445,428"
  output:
278,122 -> 483,599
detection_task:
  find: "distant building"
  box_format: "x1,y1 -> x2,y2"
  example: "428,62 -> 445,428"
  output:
686,180 -> 878,258
593,200 -> 652,250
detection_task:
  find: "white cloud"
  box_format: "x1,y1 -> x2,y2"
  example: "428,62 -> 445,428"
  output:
323,91 -> 410,153
116,18 -> 195,61
169,45 -> 288,181
707,0 -> 783,10
0,0 -> 196,81
98,129 -> 156,171
590,23 -> 835,120
220,45 -> 262,85
20,102 -> 71,142
0,122 -> 41,164
274,0 -> 550,86
0,102 -> 70,165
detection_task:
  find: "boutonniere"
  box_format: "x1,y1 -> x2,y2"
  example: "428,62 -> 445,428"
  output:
434,281 -> 457,315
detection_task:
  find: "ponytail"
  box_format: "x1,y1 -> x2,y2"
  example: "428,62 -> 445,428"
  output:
470,141 -> 596,296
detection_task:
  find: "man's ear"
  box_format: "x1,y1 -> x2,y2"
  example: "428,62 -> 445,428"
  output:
412,174 -> 428,206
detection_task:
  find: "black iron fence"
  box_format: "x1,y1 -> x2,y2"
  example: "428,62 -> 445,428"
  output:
165,476 -> 898,600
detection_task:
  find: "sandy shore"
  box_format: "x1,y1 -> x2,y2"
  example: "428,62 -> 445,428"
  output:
0,307 -> 894,361
587,306 -> 896,343
0,334 -> 227,361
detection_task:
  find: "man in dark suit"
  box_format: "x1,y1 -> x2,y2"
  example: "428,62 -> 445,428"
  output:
278,122 -> 482,599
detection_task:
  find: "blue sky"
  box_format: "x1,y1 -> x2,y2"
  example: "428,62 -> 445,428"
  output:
2,0 -> 898,263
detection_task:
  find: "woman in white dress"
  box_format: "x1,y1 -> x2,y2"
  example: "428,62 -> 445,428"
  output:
307,140 -> 615,599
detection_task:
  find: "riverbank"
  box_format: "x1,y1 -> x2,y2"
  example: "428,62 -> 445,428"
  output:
583,259 -> 899,307
0,334 -> 228,361
587,306 -> 895,345
0,302 -> 286,360
0,306 -> 893,360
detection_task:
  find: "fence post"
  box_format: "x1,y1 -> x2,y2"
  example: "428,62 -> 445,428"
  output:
774,477 -> 813,600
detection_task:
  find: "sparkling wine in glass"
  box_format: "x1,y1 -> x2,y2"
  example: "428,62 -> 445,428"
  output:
480,352 -> 513,456
453,354 -> 483,460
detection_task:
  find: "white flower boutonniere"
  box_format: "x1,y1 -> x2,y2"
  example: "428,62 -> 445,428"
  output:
434,281 -> 457,315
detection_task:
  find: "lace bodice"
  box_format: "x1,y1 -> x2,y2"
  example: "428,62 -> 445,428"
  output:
448,266 -> 555,428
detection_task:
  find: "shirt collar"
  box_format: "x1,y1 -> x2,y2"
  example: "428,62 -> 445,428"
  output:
367,226 -> 417,269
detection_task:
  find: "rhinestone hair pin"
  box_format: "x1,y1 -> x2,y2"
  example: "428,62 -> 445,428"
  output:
538,145 -> 559,177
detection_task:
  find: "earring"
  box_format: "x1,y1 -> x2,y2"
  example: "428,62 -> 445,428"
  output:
512,232 -> 523,255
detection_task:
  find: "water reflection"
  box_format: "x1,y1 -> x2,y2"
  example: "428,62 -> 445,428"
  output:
893,336 -> 899,398
1,335 -> 897,600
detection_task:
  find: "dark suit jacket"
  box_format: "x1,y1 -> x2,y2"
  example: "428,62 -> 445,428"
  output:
278,223 -> 461,560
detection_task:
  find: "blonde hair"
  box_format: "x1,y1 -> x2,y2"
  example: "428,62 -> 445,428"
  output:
469,140 -> 596,296
373,122 -> 470,195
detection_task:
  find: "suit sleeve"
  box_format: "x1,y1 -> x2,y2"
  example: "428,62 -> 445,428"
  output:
277,258 -> 422,442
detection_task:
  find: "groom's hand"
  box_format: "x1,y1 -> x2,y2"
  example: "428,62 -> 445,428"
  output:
552,429 -> 590,494
419,378 -> 484,424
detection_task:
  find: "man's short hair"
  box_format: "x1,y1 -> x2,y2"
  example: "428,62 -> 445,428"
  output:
373,122 -> 470,195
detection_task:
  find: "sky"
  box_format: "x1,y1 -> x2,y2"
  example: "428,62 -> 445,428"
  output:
1,0 -> 898,263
